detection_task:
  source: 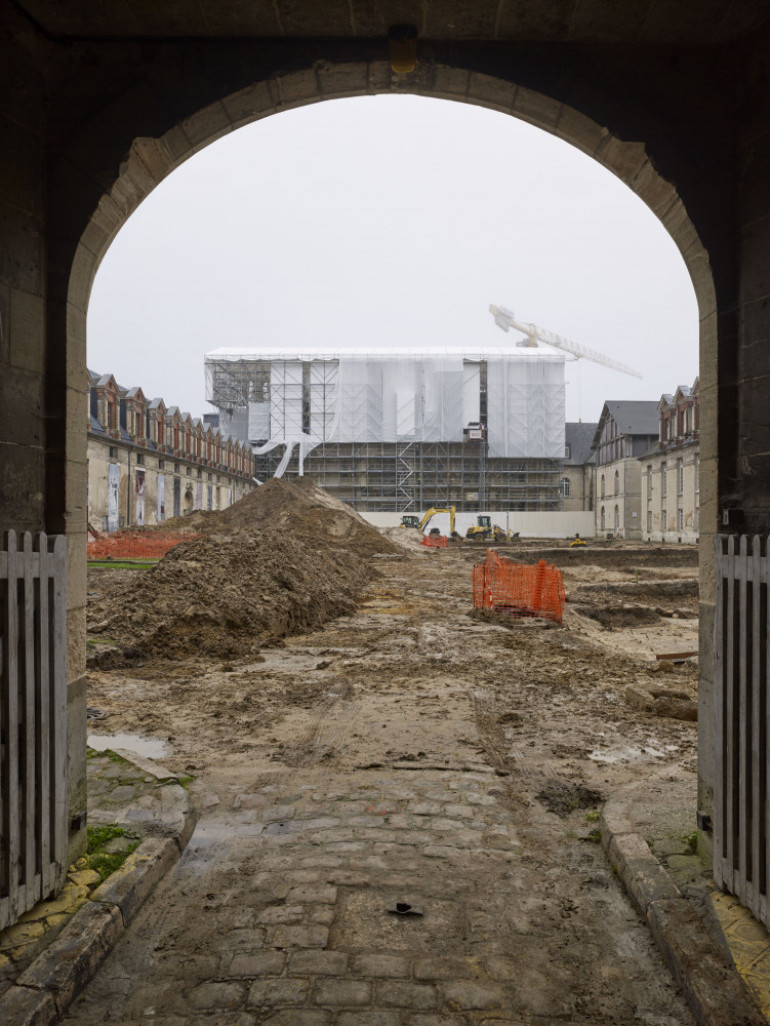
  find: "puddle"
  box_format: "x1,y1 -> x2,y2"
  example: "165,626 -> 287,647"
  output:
88,732 -> 168,760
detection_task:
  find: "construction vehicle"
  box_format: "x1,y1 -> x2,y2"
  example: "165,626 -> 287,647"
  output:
489,304 -> 642,378
465,515 -> 518,544
400,508 -> 457,537
419,507 -> 456,537
569,533 -> 588,547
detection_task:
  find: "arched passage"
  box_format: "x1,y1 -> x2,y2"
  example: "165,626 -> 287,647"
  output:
61,61 -> 716,857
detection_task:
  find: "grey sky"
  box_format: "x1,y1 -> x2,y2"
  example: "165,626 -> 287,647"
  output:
87,94 -> 698,425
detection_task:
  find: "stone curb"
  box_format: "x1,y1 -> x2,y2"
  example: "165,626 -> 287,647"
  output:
601,803 -> 766,1026
0,771 -> 196,1026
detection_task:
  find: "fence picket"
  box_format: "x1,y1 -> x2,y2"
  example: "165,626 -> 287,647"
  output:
725,534 -> 736,891
738,534 -> 749,904
51,535 -> 68,890
751,536 -> 763,919
714,535 -> 725,890
36,534 -> 51,897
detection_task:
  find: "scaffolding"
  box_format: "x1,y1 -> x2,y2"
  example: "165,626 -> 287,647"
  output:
207,347 -> 565,512
254,440 -> 562,513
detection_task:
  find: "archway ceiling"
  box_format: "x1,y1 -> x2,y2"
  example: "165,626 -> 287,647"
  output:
17,0 -> 770,45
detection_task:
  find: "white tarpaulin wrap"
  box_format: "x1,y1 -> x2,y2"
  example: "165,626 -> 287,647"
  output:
486,355 -> 565,458
204,347 -> 565,458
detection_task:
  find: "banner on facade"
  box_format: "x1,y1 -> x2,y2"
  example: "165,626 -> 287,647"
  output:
108,463 -> 119,533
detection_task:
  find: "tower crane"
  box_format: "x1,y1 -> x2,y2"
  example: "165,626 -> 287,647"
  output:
489,304 -> 642,379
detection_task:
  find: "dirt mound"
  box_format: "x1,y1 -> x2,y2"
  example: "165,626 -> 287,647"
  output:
88,480 -> 400,664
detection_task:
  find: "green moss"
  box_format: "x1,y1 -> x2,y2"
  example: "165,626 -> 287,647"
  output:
683,830 -> 698,854
86,824 -> 140,882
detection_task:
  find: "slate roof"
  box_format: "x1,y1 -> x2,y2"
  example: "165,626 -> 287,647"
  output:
592,401 -> 659,449
565,422 -> 597,466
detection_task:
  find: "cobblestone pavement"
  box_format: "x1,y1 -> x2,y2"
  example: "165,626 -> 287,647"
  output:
65,763 -> 695,1025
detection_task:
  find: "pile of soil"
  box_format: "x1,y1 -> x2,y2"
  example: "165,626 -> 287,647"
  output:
88,478 -> 400,665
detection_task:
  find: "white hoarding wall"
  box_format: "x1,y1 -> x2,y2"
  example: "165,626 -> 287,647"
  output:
361,510 -> 596,539
204,348 -> 565,458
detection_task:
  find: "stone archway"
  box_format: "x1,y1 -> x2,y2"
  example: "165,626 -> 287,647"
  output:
66,59 -> 716,840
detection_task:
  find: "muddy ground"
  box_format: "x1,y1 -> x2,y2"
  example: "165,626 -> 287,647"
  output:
82,519 -> 701,1024
87,534 -> 698,780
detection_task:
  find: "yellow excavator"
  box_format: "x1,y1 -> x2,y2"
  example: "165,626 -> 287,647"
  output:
400,507 -> 457,537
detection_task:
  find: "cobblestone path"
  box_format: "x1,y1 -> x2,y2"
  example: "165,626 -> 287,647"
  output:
66,764 -> 694,1025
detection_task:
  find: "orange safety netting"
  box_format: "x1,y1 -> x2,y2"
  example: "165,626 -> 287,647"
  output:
421,535 -> 448,548
87,530 -> 199,560
472,549 -> 566,623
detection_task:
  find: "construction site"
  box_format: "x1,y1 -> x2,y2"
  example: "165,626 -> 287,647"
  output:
53,478 -> 719,1026
204,346 -> 567,512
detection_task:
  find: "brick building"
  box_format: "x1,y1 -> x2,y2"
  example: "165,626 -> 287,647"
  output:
88,371 -> 256,533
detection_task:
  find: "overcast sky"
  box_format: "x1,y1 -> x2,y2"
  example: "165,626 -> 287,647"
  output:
87,94 -> 699,425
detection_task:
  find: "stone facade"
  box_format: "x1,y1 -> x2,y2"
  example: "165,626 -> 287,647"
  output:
640,381 -> 700,544
592,402 -> 659,539
88,372 -> 256,533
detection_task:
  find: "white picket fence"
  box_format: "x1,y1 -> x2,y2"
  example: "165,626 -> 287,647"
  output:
714,534 -> 770,926
0,531 -> 68,931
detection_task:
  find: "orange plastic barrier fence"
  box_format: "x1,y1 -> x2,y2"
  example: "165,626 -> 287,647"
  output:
472,549 -> 565,623
421,535 -> 448,548
87,530 -> 199,560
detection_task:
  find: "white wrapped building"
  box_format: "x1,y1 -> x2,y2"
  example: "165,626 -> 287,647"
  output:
204,346 -> 566,512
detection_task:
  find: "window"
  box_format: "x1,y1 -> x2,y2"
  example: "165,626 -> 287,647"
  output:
559,477 -> 570,498
174,462 -> 180,473
662,509 -> 667,531
109,446 -> 118,459
601,507 -> 606,530
661,462 -> 667,498
564,444 -> 571,459
647,466 -> 653,500
647,510 -> 652,532
614,469 -> 620,496
136,452 -> 144,465
695,454 -> 700,494
158,459 -> 165,470
600,475 -> 605,499
197,468 -> 202,479
678,508 -> 684,531
677,458 -> 683,494
614,505 -> 620,531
